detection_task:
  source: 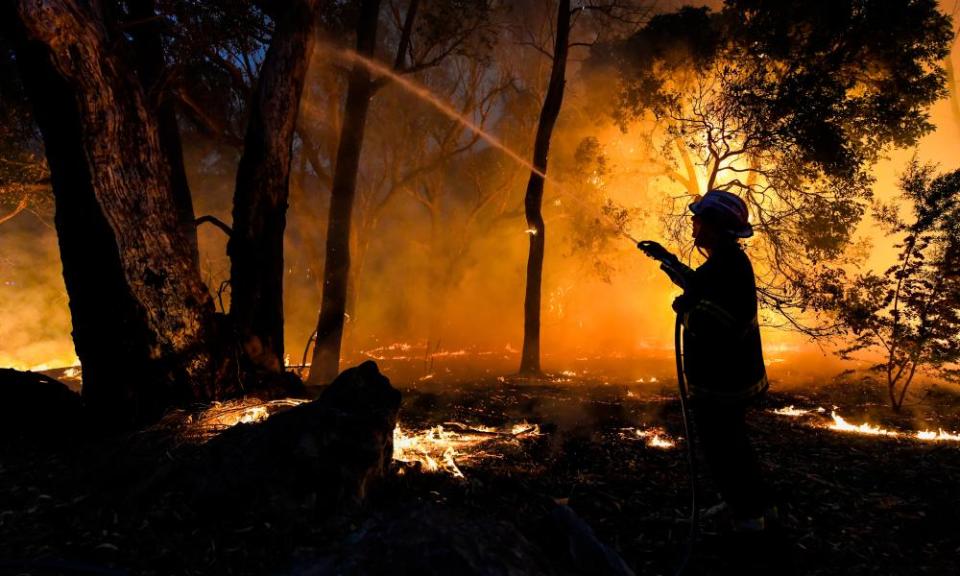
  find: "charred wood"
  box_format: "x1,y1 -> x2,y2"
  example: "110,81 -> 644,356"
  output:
141,361 -> 400,518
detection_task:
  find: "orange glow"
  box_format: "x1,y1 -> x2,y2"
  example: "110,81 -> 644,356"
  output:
393,421 -> 542,478
770,406 -> 960,444
619,426 -> 678,449
2,5 -> 959,389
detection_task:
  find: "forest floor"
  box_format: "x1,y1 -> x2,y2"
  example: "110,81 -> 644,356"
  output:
2,362 -> 959,575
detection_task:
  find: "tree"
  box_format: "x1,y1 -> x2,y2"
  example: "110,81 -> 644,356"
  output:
599,0 -> 953,328
816,161 -> 960,411
2,0 -> 221,424
518,0 -> 571,375
398,62 -> 516,348
2,0 -> 322,425
308,0 -> 494,384
308,0 -> 384,385
946,1 -> 960,133
228,0 -> 323,374
515,0 -> 653,375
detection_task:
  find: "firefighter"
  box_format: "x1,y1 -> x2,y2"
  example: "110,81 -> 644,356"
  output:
642,189 -> 771,533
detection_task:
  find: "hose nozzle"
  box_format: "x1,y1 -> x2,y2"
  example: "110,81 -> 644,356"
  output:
637,240 -> 693,290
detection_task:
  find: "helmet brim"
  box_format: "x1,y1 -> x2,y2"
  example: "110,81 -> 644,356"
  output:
689,200 -> 754,238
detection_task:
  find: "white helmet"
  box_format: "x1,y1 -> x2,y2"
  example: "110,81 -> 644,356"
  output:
689,190 -> 753,238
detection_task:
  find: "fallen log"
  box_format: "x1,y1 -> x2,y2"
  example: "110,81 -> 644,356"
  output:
0,368 -> 83,444
138,360 -> 401,520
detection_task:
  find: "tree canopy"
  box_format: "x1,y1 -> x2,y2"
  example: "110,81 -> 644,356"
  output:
594,0 -> 954,326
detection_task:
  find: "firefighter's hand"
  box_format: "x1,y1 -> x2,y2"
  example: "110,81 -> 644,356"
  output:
637,240 -> 677,263
661,263 -> 690,289
672,294 -> 694,314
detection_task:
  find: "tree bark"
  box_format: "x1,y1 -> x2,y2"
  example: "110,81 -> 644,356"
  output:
229,0 -> 322,375
127,0 -> 200,267
519,0 -> 570,375
4,0 -> 219,426
307,0 -> 382,385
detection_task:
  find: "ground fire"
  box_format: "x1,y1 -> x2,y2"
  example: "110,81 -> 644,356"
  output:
2,1 -> 960,575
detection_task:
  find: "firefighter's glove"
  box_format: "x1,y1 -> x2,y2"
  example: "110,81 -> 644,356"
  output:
637,240 -> 678,265
672,294 -> 694,314
662,264 -> 690,290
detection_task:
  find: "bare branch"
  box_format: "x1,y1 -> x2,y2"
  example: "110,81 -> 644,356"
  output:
195,215 -> 233,237
0,197 -> 29,226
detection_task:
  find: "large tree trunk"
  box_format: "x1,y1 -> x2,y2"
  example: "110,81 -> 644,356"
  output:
127,0 -> 200,266
519,0 -> 570,376
3,0 -> 219,426
229,0 -> 322,375
307,0 -> 382,385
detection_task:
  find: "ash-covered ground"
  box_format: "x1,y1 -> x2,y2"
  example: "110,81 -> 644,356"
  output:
2,359 -> 959,576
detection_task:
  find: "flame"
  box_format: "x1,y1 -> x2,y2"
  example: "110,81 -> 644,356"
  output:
828,412 -> 960,443
829,412 -> 898,437
620,427 -> 677,449
160,397 -> 310,441
769,407 -> 960,444
647,434 -> 676,449
773,405 -> 809,417
915,429 -> 960,442
359,341 -> 480,362
393,421 -> 541,478
201,398 -> 308,429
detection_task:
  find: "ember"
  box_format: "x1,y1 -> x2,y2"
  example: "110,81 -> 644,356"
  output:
393,421 -> 542,478
772,405 -> 810,417
619,427 -> 677,449
160,397 -> 310,441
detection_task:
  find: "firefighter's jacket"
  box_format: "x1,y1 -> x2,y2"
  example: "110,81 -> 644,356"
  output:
679,243 -> 768,402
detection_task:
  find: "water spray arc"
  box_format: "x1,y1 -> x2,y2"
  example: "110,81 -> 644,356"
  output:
329,45 -> 548,180
326,45 -> 641,245
329,44 -> 694,572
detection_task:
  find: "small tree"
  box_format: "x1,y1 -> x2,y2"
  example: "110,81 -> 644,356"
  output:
821,161 -> 960,411
307,0 -> 497,384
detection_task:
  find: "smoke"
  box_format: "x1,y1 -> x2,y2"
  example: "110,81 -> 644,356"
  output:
0,213 -> 75,370
2,1 -> 958,393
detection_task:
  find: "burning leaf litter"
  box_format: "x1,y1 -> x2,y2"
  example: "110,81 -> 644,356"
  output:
393,421 -> 542,478
159,397 -> 310,441
828,412 -> 899,437
618,427 -> 677,449
772,405 -> 817,417
770,406 -> 960,443
170,399 -> 546,476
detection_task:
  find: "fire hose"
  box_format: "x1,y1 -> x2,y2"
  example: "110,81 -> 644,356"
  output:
636,240 -> 698,576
